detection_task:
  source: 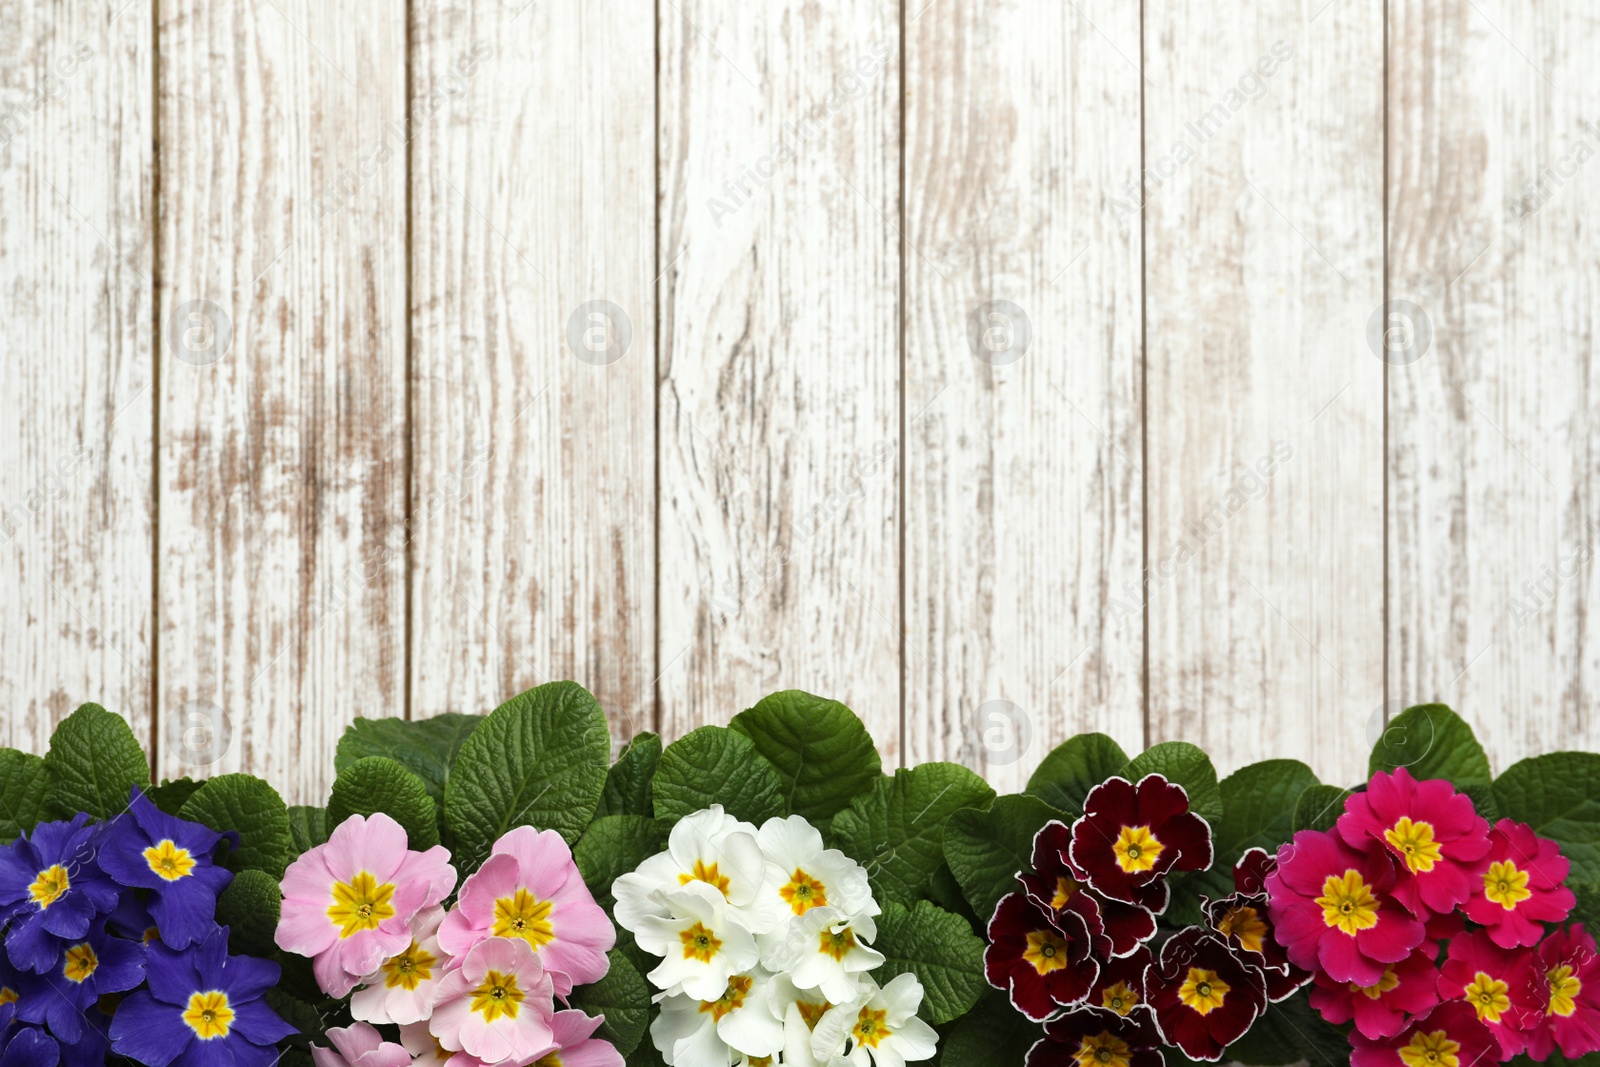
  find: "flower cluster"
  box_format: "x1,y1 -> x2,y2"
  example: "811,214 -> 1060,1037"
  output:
0,788 -> 294,1065
612,805 -> 938,1067
278,812 -> 621,1067
988,774 -> 1309,1063
1268,766 -> 1599,1063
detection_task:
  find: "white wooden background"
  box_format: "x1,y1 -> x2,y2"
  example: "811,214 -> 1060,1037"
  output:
2,0 -> 1596,806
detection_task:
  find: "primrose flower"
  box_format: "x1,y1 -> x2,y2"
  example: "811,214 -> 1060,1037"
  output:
12,917 -> 144,1044
1023,820 -> 1154,956
756,815 -> 875,938
275,812 -> 456,998
1029,1007 -> 1164,1067
1205,847 -> 1308,1002
397,1020 -> 455,1067
1462,818 -> 1575,948
311,1021 -> 413,1067
350,905 -> 448,1026
1526,923 -> 1600,1059
531,1010 -> 625,1067
0,1027 -> 59,1067
985,888 -> 1103,1021
809,972 -> 938,1067
428,936 -> 556,1064
108,925 -> 295,1067
1308,942 -> 1440,1040
613,806 -> 771,935
439,826 -> 612,997
0,814 -> 121,972
1437,930 -> 1545,1057
1336,767 -> 1491,918
98,787 -> 235,950
1086,945 -> 1157,1032
634,882 -> 761,1001
652,969 -> 786,1064
1348,1001 -> 1496,1067
1069,775 -> 1213,912
1143,928 -> 1267,1061
1266,829 -> 1424,987
760,905 -> 884,1004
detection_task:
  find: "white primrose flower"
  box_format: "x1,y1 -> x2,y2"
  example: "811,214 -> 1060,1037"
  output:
349,905 -> 448,1026
635,881 -> 761,1001
614,805 -> 774,934
810,973 -> 938,1067
770,976 -> 840,1067
756,815 -> 877,930
760,905 -> 883,1005
650,968 -> 786,1065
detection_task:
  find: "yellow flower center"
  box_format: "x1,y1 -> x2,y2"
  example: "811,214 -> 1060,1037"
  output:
820,925 -> 859,962
28,865 -> 70,909
1023,929 -> 1070,975
1549,965 -> 1581,1017
1350,966 -> 1401,1000
1178,967 -> 1230,1015
1051,877 -> 1080,910
63,943 -> 99,984
1399,1029 -> 1460,1067
1463,971 -> 1511,1024
797,999 -> 831,1030
852,1007 -> 892,1050
1217,905 -> 1267,954
533,1055 -> 563,1067
1317,869 -> 1381,935
1384,817 -> 1443,874
143,839 -> 196,882
469,969 -> 524,1023
382,939 -> 438,991
678,859 -> 731,899
780,869 -> 829,915
1112,826 -> 1164,873
680,922 -> 723,962
1101,981 -> 1138,1015
0,987 -> 16,1008
698,975 -> 754,1022
493,888 -> 556,949
183,991 -> 235,1040
1482,860 -> 1532,910
1074,1031 -> 1133,1067
327,871 -> 397,938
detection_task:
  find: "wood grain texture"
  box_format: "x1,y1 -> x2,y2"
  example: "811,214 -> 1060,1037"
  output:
0,1 -> 154,753
1143,0 -> 1385,784
409,0 -> 656,749
157,0 -> 407,802
656,0 -> 902,756
901,0 -> 1146,790
1389,1 -> 1600,770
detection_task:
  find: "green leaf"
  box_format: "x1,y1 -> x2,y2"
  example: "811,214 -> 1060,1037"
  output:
938,988 -> 1043,1067
287,805 -> 328,855
1121,742 -> 1223,825
217,868 -> 282,957
1293,784 -> 1353,833
944,794 -> 1063,920
574,816 -> 664,908
1370,703 -> 1491,785
1179,760 -> 1320,910
1462,782 -> 1503,823
831,764 -> 996,906
729,690 -> 883,822
569,951 -> 651,1055
336,713 -> 483,820
1494,753 -> 1600,909
44,703 -> 151,820
0,749 -> 52,843
596,732 -> 661,819
870,900 -> 986,1025
179,774 -> 293,879
147,777 -> 204,816
1225,989 -> 1349,1065
1025,733 -> 1129,819
444,681 -> 611,871
264,989 -> 324,1046
652,726 -> 786,827
326,757 -> 440,850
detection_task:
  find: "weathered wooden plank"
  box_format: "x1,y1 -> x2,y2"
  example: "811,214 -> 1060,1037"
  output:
902,0 -> 1146,788
1389,1 -> 1600,768
0,1 -> 154,754
158,0 -> 407,801
409,1 -> 656,748
657,2 -> 902,755
1144,1 -> 1385,783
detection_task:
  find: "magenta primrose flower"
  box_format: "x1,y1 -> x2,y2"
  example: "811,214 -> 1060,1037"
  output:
1462,818 -> 1575,948
438,825 -> 614,997
1336,767 -> 1491,918
274,813 -> 457,998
